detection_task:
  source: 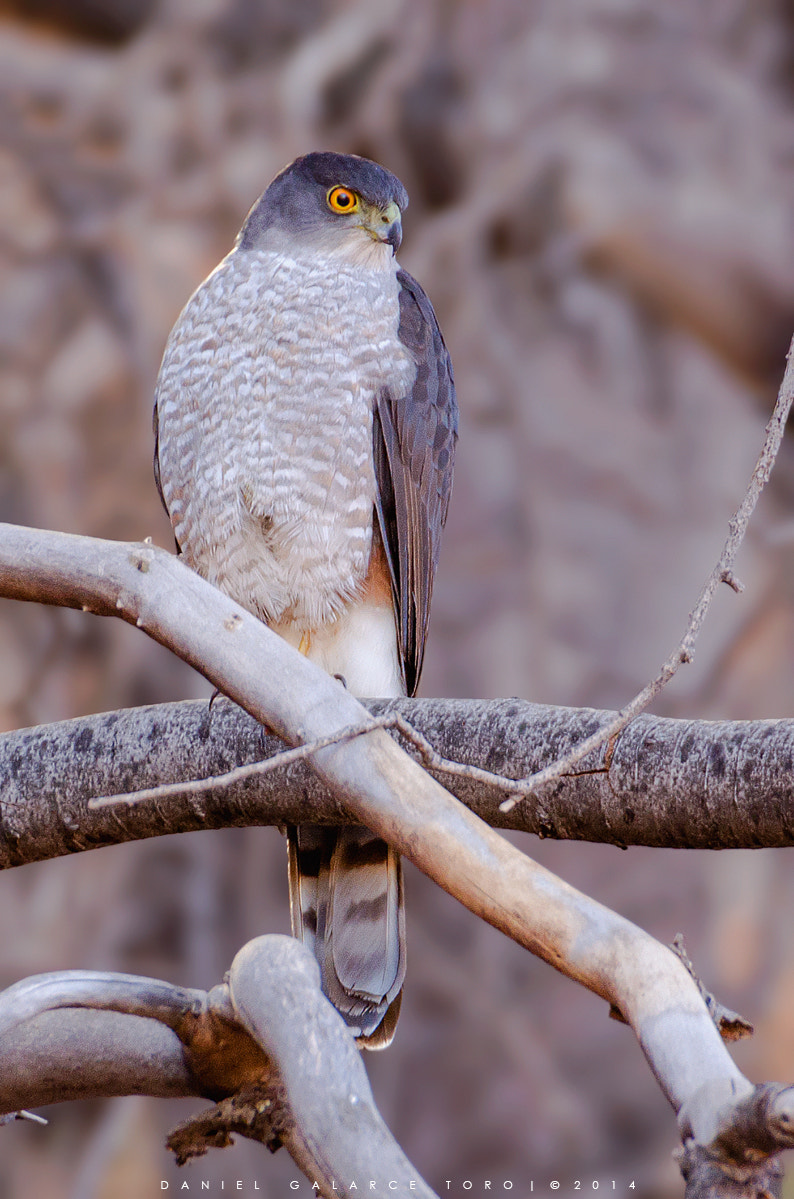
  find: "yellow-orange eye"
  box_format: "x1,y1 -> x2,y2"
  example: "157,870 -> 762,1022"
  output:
327,186 -> 359,213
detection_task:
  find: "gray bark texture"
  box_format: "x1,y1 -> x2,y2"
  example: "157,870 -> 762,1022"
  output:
2,946 -> 792,1199
2,522 -> 794,1196
9,6 -> 794,1191
3,697 -> 794,868
0,937 -> 436,1199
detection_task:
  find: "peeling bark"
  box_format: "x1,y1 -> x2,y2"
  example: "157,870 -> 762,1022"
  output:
0,938 -> 439,1199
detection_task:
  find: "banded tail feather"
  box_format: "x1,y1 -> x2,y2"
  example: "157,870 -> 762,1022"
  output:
287,824 -> 405,1049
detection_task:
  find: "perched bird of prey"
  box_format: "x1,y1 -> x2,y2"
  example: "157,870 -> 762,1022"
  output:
153,151 -> 457,1048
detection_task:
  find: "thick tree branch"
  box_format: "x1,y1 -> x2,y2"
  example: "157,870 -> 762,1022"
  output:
0,970 -> 206,1039
0,1006 -> 198,1110
677,1083 -> 794,1199
0,520 -> 781,1188
228,937 -> 436,1197
4,698 -> 794,863
0,938 -> 437,1199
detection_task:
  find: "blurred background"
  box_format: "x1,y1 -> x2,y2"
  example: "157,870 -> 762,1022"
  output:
3,0 -> 794,1195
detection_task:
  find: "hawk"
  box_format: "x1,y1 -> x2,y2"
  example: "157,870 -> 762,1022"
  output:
153,152 -> 457,1048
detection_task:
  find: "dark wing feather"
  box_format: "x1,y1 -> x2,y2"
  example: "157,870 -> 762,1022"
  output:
373,269 -> 458,697
152,400 -> 168,518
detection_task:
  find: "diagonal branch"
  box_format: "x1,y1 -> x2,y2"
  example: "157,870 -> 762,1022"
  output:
228,937 -> 437,1197
87,708 -> 560,811
88,713 -> 408,810
4,697 -> 794,859
0,520 -> 772,1176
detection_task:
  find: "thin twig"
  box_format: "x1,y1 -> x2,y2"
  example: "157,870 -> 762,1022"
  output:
89,712 -> 539,810
670,935 -> 753,1044
89,718 -> 398,808
499,334 -> 794,812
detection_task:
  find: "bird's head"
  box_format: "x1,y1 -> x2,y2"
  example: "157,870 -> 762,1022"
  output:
236,152 -> 408,265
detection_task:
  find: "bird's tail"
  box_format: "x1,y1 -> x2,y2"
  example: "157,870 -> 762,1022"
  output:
287,824 -> 405,1049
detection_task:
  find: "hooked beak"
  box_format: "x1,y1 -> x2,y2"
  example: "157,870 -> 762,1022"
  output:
361,200 -> 402,253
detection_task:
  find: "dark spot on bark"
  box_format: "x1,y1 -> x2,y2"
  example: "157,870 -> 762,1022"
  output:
74,726 -> 93,754
678,734 -> 695,762
709,741 -> 727,779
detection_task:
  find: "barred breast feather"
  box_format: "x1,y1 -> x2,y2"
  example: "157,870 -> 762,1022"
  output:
153,212 -> 456,1049
154,247 -> 416,629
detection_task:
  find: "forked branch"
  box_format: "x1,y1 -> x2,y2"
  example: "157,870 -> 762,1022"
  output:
0,522 -> 792,1192
0,937 -> 436,1199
